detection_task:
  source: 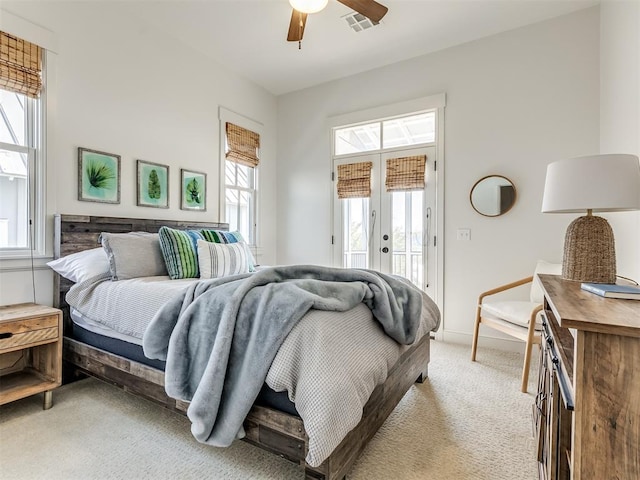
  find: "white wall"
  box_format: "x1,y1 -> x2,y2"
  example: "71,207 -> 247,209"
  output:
0,2 -> 277,306
276,8 -> 601,343
600,0 -> 640,281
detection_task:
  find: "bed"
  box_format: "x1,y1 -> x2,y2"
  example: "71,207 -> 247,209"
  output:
53,214 -> 439,480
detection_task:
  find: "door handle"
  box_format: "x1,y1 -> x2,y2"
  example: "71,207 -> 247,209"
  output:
382,247 -> 389,253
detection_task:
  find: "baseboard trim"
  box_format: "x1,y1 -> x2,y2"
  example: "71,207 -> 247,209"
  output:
439,330 -> 527,354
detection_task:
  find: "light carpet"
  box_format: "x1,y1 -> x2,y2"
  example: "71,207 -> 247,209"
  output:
0,341 -> 538,479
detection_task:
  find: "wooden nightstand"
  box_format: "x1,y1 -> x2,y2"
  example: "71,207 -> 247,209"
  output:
0,303 -> 62,409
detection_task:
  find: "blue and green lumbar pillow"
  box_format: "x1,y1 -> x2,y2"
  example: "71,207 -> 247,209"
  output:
201,229 -> 244,244
201,229 -> 256,272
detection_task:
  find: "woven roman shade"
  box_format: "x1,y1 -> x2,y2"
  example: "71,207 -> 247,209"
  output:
385,155 -> 427,191
0,31 -> 42,98
226,122 -> 260,168
337,161 -> 373,199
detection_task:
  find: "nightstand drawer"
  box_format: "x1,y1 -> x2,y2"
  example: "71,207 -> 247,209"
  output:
0,315 -> 59,352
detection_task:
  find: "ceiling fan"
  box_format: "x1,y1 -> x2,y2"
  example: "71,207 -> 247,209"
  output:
287,0 -> 389,48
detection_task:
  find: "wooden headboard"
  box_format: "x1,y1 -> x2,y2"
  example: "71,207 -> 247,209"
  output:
53,214 -> 228,322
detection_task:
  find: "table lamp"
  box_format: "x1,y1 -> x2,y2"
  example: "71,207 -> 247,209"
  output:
541,154 -> 640,283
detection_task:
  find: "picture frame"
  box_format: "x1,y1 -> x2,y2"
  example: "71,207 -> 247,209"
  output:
78,147 -> 121,204
180,169 -> 206,211
136,160 -> 169,209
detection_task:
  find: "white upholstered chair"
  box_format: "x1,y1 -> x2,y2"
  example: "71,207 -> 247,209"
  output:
471,261 -> 561,393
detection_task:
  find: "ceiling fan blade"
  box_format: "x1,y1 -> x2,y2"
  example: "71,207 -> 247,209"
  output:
337,0 -> 388,23
338,0 -> 389,23
287,9 -> 308,42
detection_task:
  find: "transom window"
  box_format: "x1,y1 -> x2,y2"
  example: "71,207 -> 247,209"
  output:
334,111 -> 435,156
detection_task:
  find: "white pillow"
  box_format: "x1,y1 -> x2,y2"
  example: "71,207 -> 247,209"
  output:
197,239 -> 252,279
47,248 -> 110,283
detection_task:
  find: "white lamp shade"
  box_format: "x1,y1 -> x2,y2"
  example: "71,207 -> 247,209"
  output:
289,0 -> 329,14
541,154 -> 640,213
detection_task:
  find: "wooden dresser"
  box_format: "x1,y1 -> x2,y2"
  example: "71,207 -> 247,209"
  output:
534,274 -> 640,480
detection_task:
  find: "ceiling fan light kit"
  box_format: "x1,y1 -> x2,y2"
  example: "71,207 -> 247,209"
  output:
289,0 -> 329,14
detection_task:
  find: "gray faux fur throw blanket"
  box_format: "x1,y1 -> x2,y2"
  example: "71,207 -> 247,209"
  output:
142,264 -> 423,448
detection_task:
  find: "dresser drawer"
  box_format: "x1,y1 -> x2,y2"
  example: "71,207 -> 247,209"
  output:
0,315 -> 60,352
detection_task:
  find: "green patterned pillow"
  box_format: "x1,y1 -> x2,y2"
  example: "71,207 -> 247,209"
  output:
158,226 -> 204,279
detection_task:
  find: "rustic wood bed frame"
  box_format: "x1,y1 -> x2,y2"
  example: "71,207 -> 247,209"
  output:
53,214 -> 431,480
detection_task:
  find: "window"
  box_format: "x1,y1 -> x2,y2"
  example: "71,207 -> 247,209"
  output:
223,121 -> 259,244
225,161 -> 255,243
382,113 -> 435,148
334,111 -> 435,156
0,32 -> 44,256
334,122 -> 380,155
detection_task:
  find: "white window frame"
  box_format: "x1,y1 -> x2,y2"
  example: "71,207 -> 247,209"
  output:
0,52 -> 46,259
218,107 -> 262,246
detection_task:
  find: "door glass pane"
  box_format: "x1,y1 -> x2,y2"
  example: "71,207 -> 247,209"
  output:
391,191 -> 423,287
382,112 -> 435,148
342,197 -> 369,269
335,123 -> 381,155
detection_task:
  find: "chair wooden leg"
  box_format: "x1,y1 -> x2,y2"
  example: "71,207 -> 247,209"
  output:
521,306 -> 543,393
471,304 -> 482,361
521,338 -> 533,393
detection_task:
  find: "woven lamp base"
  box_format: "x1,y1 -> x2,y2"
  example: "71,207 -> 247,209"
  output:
562,214 -> 616,283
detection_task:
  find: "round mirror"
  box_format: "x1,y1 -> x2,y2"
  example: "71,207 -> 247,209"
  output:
470,175 -> 516,217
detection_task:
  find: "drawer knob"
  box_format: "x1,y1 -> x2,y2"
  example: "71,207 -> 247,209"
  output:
0,332 -> 13,339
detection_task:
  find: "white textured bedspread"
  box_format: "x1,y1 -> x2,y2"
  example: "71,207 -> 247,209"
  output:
268,301 -> 436,466
66,272 -> 440,467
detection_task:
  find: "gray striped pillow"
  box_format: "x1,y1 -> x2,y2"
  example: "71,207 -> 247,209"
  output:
197,239 -> 251,279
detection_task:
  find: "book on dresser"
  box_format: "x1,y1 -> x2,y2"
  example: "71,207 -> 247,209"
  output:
580,282 -> 640,300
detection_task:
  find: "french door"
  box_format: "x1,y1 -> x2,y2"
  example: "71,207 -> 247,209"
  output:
333,146 -> 437,298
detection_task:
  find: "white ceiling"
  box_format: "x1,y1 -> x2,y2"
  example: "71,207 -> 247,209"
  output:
124,0 -> 598,96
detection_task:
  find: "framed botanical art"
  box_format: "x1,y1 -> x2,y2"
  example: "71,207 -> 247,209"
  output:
180,169 -> 206,211
137,160 -> 169,208
78,147 -> 121,204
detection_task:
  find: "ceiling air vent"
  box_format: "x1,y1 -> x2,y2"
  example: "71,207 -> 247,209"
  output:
343,12 -> 379,32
